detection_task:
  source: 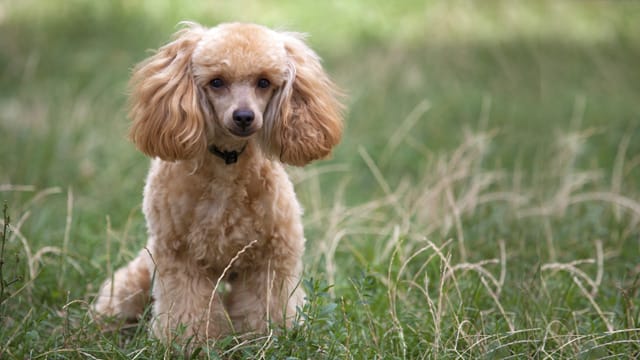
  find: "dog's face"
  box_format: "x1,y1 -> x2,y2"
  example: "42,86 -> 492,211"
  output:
192,24 -> 288,140
203,74 -> 276,138
128,22 -> 343,166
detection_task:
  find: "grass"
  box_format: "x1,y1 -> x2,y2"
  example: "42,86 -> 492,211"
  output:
1,0 -> 640,358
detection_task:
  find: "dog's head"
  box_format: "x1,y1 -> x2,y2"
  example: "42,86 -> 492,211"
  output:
129,22 -> 343,166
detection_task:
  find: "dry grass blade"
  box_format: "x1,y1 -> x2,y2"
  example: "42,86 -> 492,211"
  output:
20,187 -> 62,213
205,239 -> 258,348
60,187 -> 73,287
380,99 -> 431,165
611,133 -> 631,219
0,185 -> 36,192
358,146 -> 407,219
445,186 -> 467,261
569,192 -> 640,218
572,276 -> 613,333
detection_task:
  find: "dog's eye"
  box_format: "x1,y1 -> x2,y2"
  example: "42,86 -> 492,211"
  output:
210,78 -> 225,88
257,78 -> 270,89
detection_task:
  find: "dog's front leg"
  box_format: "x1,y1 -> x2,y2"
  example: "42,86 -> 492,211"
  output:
150,260 -> 232,342
224,264 -> 305,334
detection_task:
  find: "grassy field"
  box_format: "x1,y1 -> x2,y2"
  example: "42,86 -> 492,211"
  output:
2,0 -> 640,358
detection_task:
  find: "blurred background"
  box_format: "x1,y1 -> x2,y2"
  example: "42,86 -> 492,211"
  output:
2,0 -> 639,201
3,0 -> 640,196
1,0 -> 640,356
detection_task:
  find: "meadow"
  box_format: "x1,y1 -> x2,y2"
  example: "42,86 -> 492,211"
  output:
1,0 -> 640,358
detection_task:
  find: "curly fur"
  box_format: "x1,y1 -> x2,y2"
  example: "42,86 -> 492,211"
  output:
93,22 -> 343,342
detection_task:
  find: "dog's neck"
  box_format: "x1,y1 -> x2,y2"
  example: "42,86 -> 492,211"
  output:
184,141 -> 265,181
208,142 -> 248,165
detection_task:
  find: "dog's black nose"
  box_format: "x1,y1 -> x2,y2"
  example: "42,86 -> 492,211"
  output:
232,109 -> 255,129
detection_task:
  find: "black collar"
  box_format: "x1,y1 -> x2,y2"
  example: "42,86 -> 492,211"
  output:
208,143 -> 248,165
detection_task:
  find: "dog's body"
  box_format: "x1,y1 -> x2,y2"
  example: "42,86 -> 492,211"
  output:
93,22 -> 343,342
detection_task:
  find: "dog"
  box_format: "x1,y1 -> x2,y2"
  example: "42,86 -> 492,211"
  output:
93,22 -> 343,342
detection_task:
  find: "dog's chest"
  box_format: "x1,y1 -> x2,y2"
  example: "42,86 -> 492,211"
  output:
185,186 -> 274,269
145,159 -> 303,275
144,160 -> 299,274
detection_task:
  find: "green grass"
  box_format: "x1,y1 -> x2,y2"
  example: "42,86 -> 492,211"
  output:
2,0 -> 640,358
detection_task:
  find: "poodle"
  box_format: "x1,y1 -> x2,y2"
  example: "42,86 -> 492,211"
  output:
92,22 -> 343,342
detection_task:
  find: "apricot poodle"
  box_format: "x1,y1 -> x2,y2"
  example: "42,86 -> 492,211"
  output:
93,22 -> 343,342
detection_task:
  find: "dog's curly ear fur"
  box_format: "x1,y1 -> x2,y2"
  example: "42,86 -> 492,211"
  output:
263,32 -> 344,166
129,24 -> 208,161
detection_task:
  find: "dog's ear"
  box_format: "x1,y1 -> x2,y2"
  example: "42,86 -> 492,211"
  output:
129,24 -> 208,161
262,32 -> 344,166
